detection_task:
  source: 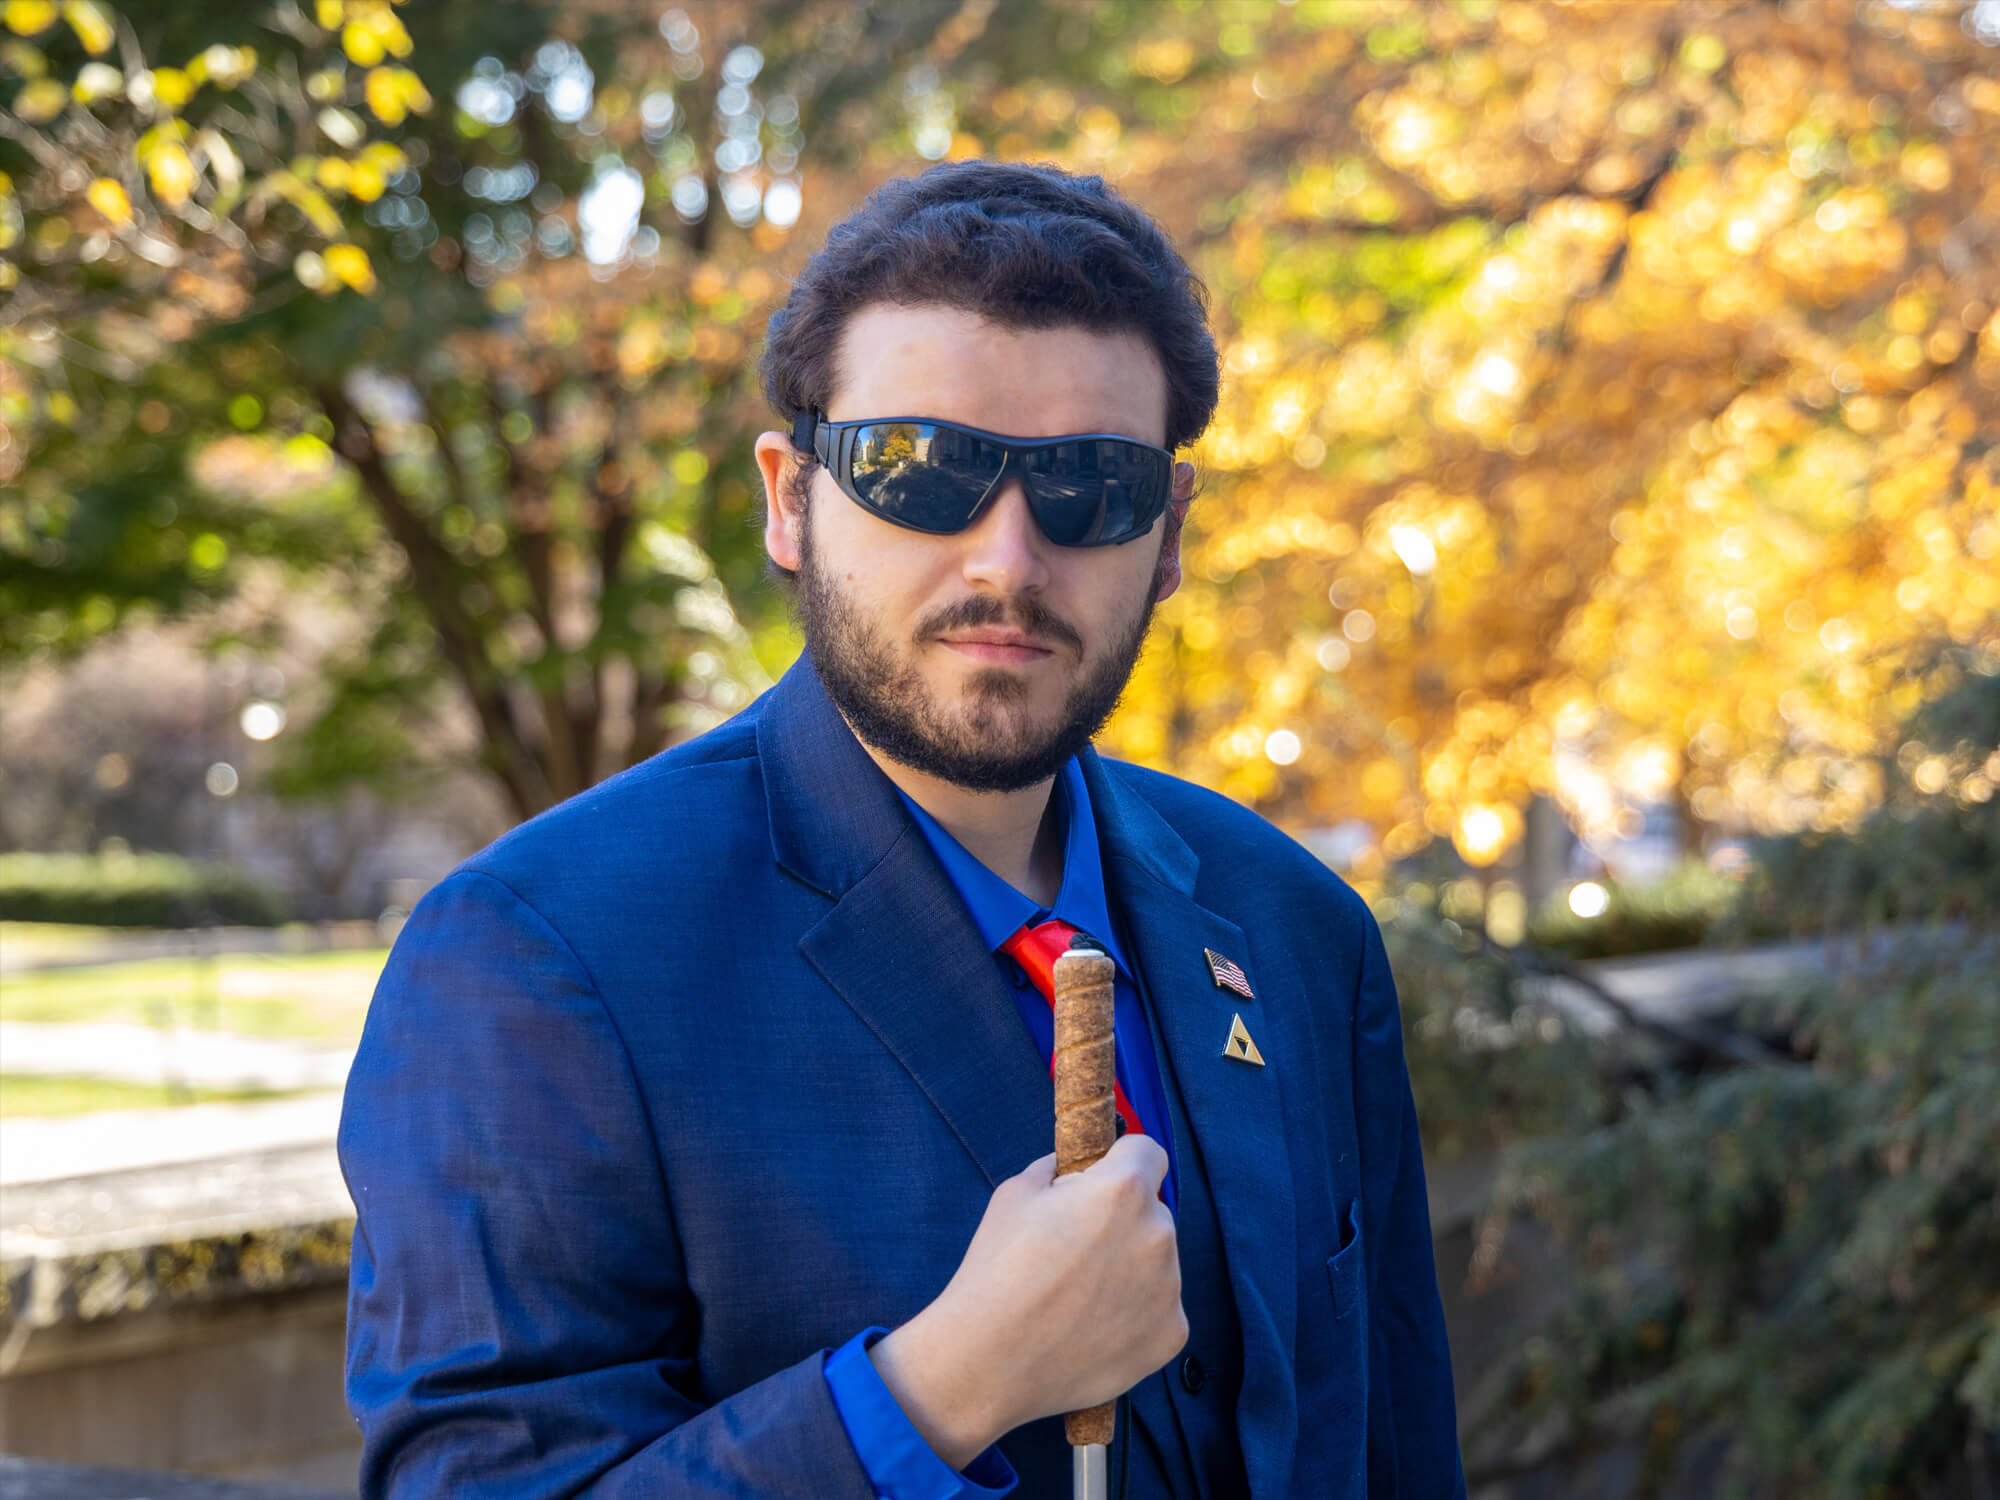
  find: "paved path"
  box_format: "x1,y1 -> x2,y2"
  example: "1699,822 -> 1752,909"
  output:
0,1020 -> 355,1093
1,1091 -> 346,1190
0,1017 -> 353,1199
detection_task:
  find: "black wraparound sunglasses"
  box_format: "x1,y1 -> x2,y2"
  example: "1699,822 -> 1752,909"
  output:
790,410 -> 1175,548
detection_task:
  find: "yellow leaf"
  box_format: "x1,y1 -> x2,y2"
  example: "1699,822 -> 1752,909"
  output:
146,142 -> 196,205
134,118 -> 190,163
272,171 -> 342,234
12,74 -> 64,120
323,241 -> 375,293
315,0 -> 342,28
296,186 -> 342,234
2,1 -> 56,37
359,141 -> 408,177
315,156 -> 351,192
60,0 -> 110,54
85,176 -> 131,225
364,65 -> 405,125
341,19 -> 384,66
150,64 -> 191,110
360,64 -> 427,124
306,64 -> 343,102
346,161 -> 385,202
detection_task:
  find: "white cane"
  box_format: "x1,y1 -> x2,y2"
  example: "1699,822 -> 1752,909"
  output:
1051,934 -> 1119,1500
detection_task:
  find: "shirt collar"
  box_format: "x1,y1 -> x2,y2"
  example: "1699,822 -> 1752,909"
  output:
894,758 -> 1131,976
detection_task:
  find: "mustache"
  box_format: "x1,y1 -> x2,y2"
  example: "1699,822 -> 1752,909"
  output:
918,594 -> 1084,654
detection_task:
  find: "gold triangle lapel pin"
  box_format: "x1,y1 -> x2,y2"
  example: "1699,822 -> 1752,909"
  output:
1204,947 -> 1255,1000
1222,1012 -> 1265,1067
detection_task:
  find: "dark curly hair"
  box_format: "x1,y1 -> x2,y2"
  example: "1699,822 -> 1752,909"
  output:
759,160 -> 1220,453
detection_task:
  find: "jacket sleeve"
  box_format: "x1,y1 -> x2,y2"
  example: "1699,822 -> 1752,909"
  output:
339,868 -> 875,1500
1352,907 -> 1469,1500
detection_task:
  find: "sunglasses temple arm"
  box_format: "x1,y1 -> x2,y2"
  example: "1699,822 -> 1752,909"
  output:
790,408 -> 818,454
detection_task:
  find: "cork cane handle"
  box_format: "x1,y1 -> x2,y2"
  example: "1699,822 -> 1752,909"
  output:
1051,945 -> 1119,1449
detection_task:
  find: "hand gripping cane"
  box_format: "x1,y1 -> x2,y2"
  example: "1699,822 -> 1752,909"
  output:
1051,933 -> 1119,1500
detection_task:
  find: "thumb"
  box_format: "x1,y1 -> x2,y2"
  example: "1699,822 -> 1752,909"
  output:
1004,1151 -> 1060,1194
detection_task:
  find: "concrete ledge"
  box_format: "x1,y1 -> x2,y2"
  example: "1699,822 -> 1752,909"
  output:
1,1141 -> 351,1378
0,1118 -> 358,1481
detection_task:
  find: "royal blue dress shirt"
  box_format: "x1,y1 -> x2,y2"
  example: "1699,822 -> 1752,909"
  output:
821,756 -> 1180,1499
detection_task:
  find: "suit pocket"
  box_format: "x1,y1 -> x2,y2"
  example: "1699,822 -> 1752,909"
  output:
1327,1195 -> 1365,1321
1299,1195 -> 1371,1496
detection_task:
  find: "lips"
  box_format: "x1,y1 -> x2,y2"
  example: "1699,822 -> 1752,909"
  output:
936,631 -> 1056,664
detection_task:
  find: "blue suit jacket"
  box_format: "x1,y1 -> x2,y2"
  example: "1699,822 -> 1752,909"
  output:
340,655 -> 1465,1498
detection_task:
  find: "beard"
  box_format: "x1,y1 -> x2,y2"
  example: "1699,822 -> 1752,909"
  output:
793,500 -> 1164,794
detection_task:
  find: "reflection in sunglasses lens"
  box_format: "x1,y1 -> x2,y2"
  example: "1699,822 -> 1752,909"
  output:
836,421 -> 1168,543
850,423 -> 1002,528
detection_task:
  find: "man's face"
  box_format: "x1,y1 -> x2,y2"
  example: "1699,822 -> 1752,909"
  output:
757,303 -> 1188,793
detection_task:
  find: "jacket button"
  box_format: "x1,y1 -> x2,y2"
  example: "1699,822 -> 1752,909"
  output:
1179,1355 -> 1206,1394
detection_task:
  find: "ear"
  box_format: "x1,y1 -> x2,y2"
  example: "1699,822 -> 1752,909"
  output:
1152,460 -> 1197,604
755,429 -> 807,573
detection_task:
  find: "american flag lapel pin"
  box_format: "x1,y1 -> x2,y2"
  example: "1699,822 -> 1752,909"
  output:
1204,947 -> 1255,1000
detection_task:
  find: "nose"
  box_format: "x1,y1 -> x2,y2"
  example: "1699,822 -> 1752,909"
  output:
958,476 -> 1051,597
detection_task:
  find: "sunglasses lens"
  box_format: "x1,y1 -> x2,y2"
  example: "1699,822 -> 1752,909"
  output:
844,422 -> 1006,531
1020,440 -> 1171,546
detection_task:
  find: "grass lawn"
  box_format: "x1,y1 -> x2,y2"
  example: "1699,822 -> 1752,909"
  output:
0,1073 -> 303,1118
0,948 -> 390,1042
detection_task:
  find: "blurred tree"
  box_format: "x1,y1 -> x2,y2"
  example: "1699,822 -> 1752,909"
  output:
923,0 -> 2000,875
0,0 -> 409,664
2,0 -> 968,818
10,0 -> 1999,844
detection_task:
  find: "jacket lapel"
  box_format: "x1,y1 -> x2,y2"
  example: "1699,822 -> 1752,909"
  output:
758,660 -> 1302,1493
759,657 -> 1052,1187
1081,750 -> 1302,1500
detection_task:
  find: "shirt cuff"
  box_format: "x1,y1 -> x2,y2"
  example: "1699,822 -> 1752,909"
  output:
823,1327 -> 1018,1500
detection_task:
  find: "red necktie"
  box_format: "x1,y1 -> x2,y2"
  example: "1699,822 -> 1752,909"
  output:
998,917 -> 1146,1145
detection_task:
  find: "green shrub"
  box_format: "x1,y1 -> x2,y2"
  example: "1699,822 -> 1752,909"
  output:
1461,649 -> 2000,1496
1471,926 -> 1999,1498
0,851 -> 288,927
1386,893 -> 1607,1164
1527,859 -> 1745,959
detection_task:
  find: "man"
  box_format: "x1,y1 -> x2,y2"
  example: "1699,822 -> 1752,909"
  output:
341,161 -> 1465,1498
